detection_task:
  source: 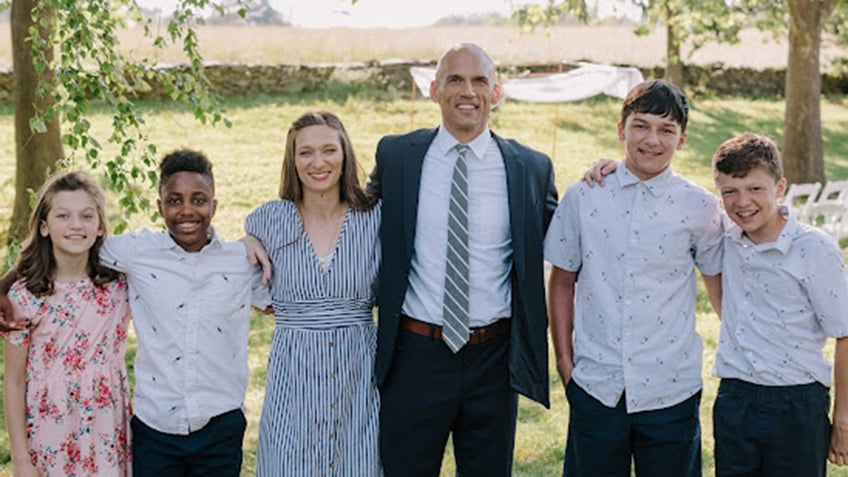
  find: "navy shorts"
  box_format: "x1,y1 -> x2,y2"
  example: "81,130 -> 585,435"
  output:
563,379 -> 701,477
713,378 -> 830,477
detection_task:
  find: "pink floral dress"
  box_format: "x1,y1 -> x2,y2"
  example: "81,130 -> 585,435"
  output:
5,277 -> 132,476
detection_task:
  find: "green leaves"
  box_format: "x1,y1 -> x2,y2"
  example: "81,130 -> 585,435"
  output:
23,0 -> 243,232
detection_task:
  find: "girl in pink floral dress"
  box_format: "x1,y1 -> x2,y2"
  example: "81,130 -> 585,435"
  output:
3,172 -> 132,476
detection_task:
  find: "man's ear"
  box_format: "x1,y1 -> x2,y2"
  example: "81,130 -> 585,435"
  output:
429,81 -> 439,103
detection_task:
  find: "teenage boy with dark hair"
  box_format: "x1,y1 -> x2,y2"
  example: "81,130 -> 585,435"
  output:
712,132 -> 848,476
544,80 -> 723,477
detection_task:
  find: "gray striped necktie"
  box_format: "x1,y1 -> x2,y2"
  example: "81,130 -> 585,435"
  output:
442,144 -> 470,353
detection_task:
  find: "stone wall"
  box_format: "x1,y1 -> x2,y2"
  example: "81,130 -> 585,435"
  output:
0,60 -> 844,104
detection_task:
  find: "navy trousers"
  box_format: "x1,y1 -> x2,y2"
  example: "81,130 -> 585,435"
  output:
379,329 -> 517,477
131,408 -> 246,477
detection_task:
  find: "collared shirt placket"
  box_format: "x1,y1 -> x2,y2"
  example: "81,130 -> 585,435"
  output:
184,251 -> 202,431
621,183 -> 647,411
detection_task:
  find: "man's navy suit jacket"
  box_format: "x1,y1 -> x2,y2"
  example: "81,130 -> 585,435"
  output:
367,127 -> 558,407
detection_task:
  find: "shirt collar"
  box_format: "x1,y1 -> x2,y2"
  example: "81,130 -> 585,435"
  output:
156,226 -> 222,252
615,162 -> 675,197
726,205 -> 795,255
434,125 -> 492,160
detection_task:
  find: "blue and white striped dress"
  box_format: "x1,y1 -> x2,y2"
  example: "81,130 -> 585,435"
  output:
245,199 -> 382,477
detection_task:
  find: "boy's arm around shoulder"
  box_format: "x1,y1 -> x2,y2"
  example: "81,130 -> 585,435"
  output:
240,234 -> 271,286
582,159 -> 620,187
831,337 -> 848,465
249,261 -> 273,315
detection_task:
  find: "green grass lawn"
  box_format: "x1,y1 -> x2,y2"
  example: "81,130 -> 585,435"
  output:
1,90 -> 848,476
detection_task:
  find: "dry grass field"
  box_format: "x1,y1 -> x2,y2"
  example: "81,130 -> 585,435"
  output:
0,22 -> 844,70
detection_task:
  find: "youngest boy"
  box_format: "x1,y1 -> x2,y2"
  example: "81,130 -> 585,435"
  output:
99,150 -> 269,475
712,132 -> 848,476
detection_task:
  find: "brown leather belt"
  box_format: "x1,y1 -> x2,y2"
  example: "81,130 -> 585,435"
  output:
400,315 -> 510,345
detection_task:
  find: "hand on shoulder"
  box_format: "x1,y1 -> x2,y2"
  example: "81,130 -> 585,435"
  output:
582,159 -> 619,187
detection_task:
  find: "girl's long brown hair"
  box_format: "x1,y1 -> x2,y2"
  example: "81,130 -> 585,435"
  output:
16,171 -> 119,296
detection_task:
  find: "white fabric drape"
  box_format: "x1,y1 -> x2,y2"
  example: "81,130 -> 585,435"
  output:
410,62 -> 645,102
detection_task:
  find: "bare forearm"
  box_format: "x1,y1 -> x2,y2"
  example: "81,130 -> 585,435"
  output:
0,268 -> 23,331
702,273 -> 722,320
830,337 -> 848,465
0,268 -> 18,295
548,267 -> 577,383
4,344 -> 30,464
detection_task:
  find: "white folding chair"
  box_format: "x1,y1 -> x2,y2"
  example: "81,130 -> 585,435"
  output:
780,182 -> 822,224
806,180 -> 848,240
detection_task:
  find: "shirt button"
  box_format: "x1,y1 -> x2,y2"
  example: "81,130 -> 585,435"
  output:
329,462 -> 335,469
330,373 -> 336,379
328,341 -> 334,347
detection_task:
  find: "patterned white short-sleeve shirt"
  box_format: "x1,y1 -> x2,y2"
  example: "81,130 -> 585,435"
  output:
714,208 -> 848,386
544,164 -> 723,413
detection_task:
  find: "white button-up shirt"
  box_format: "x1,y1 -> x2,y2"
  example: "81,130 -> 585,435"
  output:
100,228 -> 269,434
545,165 -> 723,412
402,126 -> 512,327
714,208 -> 848,386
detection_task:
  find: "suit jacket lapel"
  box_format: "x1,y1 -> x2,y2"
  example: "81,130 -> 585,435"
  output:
402,128 -> 438,259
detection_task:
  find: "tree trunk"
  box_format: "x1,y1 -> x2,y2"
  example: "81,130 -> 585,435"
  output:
664,2 -> 684,88
9,0 -> 64,244
782,0 -> 836,185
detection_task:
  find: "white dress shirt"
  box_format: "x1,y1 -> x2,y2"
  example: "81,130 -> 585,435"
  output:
100,228 -> 270,434
715,208 -> 848,386
545,165 -> 723,413
402,126 -> 512,327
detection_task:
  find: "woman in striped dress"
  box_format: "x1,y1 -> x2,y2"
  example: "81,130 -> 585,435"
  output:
245,111 -> 382,476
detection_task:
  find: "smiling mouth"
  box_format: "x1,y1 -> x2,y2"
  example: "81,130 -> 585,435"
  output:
736,210 -> 758,221
639,148 -> 663,158
175,221 -> 201,233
